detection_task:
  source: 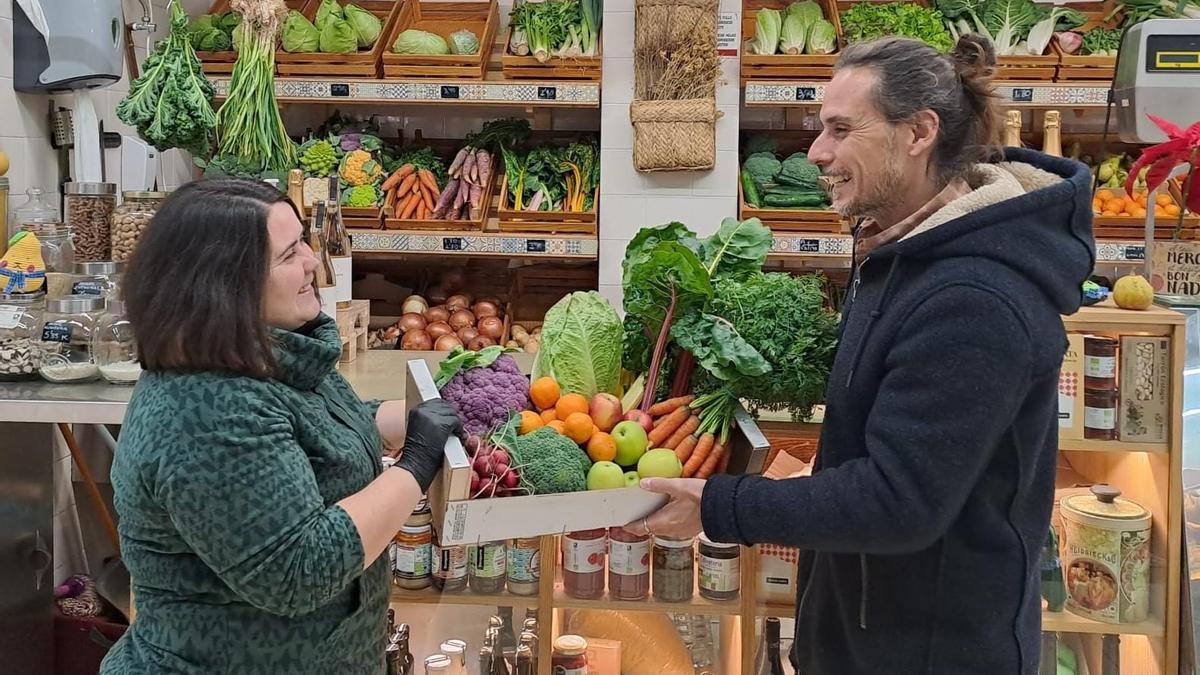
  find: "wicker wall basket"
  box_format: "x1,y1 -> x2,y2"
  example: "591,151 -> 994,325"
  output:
630,99 -> 719,172
635,0 -> 718,48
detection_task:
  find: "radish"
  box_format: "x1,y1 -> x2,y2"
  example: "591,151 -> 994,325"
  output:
491,449 -> 510,467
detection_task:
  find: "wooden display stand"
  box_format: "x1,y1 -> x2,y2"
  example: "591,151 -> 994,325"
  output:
336,299 -> 371,362
741,0 -> 842,81
499,28 -> 603,81
381,0 -> 499,78
496,178 -> 598,235
193,0 -> 309,74
276,0 -> 403,78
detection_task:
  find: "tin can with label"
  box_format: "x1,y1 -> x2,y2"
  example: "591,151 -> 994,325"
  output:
1061,485 -> 1152,624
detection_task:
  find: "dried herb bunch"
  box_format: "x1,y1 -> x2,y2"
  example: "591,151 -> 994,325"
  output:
634,4 -> 721,100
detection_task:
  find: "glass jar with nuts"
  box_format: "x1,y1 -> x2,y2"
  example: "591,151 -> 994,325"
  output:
0,291 -> 46,381
111,191 -> 166,262
64,182 -> 117,263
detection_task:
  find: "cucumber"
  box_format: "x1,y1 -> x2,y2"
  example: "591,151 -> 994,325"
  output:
763,192 -> 829,208
741,168 -> 761,207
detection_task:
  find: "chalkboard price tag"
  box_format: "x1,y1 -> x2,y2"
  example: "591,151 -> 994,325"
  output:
330,83 -> 350,97
795,86 -> 818,101
42,322 -> 72,344
526,239 -> 547,253
1125,245 -> 1145,261
795,238 -> 820,253
442,237 -> 464,251
440,85 -> 460,99
537,86 -> 557,100
1011,88 -> 1034,103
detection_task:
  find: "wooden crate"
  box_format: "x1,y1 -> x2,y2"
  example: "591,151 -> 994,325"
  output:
276,0 -> 402,77
193,0 -> 307,75
739,179 -> 843,233
497,177 -> 598,235
741,0 -> 842,81
1052,7 -> 1122,82
499,26 -> 602,80
342,205 -> 385,228
336,299 -> 371,362
384,160 -> 497,231
996,53 -> 1059,81
381,0 -> 498,78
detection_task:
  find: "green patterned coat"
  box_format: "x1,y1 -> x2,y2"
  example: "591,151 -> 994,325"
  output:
101,315 -> 389,674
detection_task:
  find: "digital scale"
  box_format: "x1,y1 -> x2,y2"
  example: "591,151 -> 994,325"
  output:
1113,19 -> 1200,145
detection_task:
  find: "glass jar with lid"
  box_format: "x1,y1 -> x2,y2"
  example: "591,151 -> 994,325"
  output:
93,299 -> 140,385
38,294 -> 105,383
111,191 -> 166,262
0,178 -> 9,256
20,222 -> 74,273
64,183 -> 117,263
71,261 -> 123,299
11,186 -> 60,242
0,291 -> 46,381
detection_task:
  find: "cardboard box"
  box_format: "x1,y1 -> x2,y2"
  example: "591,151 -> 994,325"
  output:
1119,336 -> 1171,444
1059,333 -> 1085,440
407,359 -> 772,545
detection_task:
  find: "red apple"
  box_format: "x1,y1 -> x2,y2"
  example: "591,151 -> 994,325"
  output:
589,393 -> 623,432
622,409 -> 654,434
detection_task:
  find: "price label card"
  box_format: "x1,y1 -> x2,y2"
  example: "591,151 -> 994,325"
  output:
330,83 -> 350,97
440,85 -> 460,99
1011,88 -> 1034,103
442,237 -> 464,251
526,239 -> 547,253
72,281 -> 104,296
1125,245 -> 1146,261
42,322 -> 72,344
537,86 -> 557,100
717,12 -> 739,56
795,238 -> 821,253
795,87 -> 818,102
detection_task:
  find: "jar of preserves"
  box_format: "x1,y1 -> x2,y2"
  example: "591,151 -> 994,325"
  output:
21,222 -> 74,273
93,300 -> 141,385
0,291 -> 45,381
71,261 -> 123,299
111,191 -> 165,262
562,529 -> 606,600
1084,335 -> 1118,391
507,537 -> 541,596
551,635 -> 588,675
11,186 -> 59,241
468,541 -> 507,594
653,536 -> 695,602
64,182 -> 117,262
38,295 -> 104,383
697,534 -> 740,601
424,654 -> 452,673
432,533 -> 468,593
608,527 -> 650,600
393,499 -> 433,590
1084,389 -> 1118,441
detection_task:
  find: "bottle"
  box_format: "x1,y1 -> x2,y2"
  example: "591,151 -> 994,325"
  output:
756,618 -> 785,675
394,625 -> 415,675
518,631 -> 538,672
1003,110 -> 1022,148
326,175 -> 353,258
309,202 -> 336,290
386,609 -> 396,644
496,608 -> 517,653
514,643 -> 535,675
1042,111 -> 1062,158
287,169 -> 305,221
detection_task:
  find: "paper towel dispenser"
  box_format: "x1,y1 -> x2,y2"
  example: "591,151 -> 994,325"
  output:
13,0 -> 124,93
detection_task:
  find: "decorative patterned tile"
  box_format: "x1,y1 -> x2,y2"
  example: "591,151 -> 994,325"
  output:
770,233 -> 851,256
211,77 -> 601,106
350,230 -> 597,258
746,82 -> 1111,108
1096,241 -> 1145,263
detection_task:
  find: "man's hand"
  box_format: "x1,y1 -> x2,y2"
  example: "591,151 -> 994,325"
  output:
624,478 -> 706,539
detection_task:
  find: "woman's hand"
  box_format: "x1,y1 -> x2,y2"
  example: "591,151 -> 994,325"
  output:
395,399 -> 463,492
624,478 -> 706,540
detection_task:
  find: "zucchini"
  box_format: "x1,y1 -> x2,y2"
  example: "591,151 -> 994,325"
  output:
741,168 -> 761,208
763,192 -> 829,208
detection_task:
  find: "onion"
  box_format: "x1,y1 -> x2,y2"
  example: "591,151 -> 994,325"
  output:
401,330 -> 433,350
424,306 -> 450,323
457,326 -> 479,343
473,300 -> 499,319
435,334 -> 463,351
446,294 -> 472,311
478,315 -> 504,340
468,336 -> 496,350
426,321 -> 453,339
441,268 -> 466,292
401,295 -> 428,315
397,313 -> 427,333
449,309 -> 476,330
427,285 -> 449,305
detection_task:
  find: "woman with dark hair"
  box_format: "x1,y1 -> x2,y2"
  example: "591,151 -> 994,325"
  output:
100,178 -> 461,674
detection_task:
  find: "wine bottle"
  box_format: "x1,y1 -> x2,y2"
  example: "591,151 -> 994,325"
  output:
396,624 -> 414,675
1042,111 -> 1062,158
1004,110 -> 1022,148
756,617 -> 785,675
497,607 -> 517,653
287,169 -> 305,221
309,202 -> 336,290
325,176 -> 352,257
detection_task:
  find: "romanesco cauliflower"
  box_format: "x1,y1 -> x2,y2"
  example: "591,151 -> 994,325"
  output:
343,184 -> 380,207
299,139 -> 338,177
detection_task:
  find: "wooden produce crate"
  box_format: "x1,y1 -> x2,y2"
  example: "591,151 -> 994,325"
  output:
381,0 -> 499,78
341,205 -> 385,228
499,26 -> 602,80
336,299 -> 371,362
497,176 -> 598,235
1092,187 -> 1199,241
740,0 -> 843,81
1052,6 -> 1122,82
739,179 -> 843,233
276,0 -> 402,77
384,162 -> 497,232
996,53 -> 1059,81
194,0 -> 308,74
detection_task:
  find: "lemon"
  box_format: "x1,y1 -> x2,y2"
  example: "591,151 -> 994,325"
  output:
0,150 -> 9,176
1113,274 -> 1154,311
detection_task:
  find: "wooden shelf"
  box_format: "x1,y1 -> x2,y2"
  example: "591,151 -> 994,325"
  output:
349,227 -> 598,260
551,585 -> 744,617
1064,300 -> 1187,330
745,81 -> 1110,109
1042,609 -> 1165,638
390,585 -> 540,609
211,74 -> 600,108
768,233 -> 1148,265
1059,438 -> 1170,454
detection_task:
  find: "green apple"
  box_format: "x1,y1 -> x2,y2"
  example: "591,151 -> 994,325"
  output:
611,420 -> 649,467
587,461 -> 626,490
637,448 -> 683,479
624,470 -> 640,487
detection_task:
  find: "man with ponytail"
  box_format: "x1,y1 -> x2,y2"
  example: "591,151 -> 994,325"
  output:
634,34 -> 1095,673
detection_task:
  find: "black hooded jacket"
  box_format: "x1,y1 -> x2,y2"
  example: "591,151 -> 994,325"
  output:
700,148 -> 1095,674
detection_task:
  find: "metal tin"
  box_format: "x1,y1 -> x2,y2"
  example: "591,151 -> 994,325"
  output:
1061,485 -> 1152,624
46,295 -> 106,314
121,191 -> 168,200
64,182 -> 118,195
73,261 -> 124,276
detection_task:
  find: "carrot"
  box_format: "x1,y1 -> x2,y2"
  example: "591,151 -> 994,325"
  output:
649,395 -> 696,418
396,174 -> 418,197
674,433 -> 698,462
715,445 -> 732,474
683,433 -> 715,477
648,407 -> 690,447
399,193 -> 420,220
696,442 -> 725,479
381,164 -> 414,191
421,184 -> 436,212
418,169 -> 439,195
417,203 -> 429,220
664,415 -> 700,450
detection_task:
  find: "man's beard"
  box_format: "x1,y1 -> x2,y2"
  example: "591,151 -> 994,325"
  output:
837,138 -> 905,221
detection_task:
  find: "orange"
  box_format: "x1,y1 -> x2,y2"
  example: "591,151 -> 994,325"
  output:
518,410 -> 544,436
1166,204 -> 1182,217
1155,206 -> 1168,217
587,431 -> 617,462
1096,189 -> 1113,201
529,377 -> 561,411
540,408 -> 558,424
563,412 -> 595,444
1102,210 -> 1118,216
1104,198 -> 1125,213
1157,193 -> 1173,207
546,420 -> 566,435
555,393 -> 589,420
1132,207 -> 1148,218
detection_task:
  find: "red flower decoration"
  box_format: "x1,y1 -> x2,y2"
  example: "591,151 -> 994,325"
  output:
1124,114 -> 1200,218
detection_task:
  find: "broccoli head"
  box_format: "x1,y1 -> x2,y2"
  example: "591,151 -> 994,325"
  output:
439,354 -> 530,435
743,152 -> 782,189
510,427 -> 591,494
778,152 -> 821,189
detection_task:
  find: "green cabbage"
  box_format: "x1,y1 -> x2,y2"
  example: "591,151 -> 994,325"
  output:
749,8 -> 782,55
787,0 -> 823,26
806,18 -> 836,55
217,11 -> 240,33
780,12 -> 807,54
530,291 -> 624,398
315,0 -> 343,29
320,16 -> 359,53
282,10 -> 320,53
343,4 -> 382,48
449,29 -> 480,55
392,29 -> 450,54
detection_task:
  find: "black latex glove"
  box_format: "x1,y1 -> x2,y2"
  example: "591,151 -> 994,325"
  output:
395,399 -> 463,493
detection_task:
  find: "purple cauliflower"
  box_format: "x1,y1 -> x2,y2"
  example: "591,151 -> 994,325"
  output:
339,133 -> 362,152
439,354 -> 531,435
